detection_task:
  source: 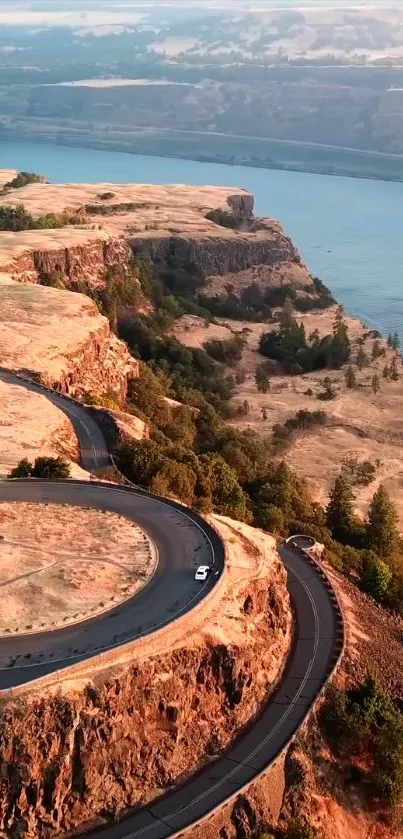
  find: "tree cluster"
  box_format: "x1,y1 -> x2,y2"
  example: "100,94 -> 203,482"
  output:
8,456 -> 71,480
272,409 -> 327,451
341,455 -> 379,486
259,305 -> 351,375
203,335 -> 244,365
325,476 -> 403,612
320,677 -> 403,806
95,257 -> 403,619
0,204 -> 88,232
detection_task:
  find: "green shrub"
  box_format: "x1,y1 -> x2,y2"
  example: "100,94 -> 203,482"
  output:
85,201 -> 141,216
0,204 -> 88,232
320,677 -> 403,806
203,335 -> 244,365
31,456 -> 70,480
272,410 -> 327,452
8,458 -> 32,478
2,171 -> 46,190
9,456 -> 70,480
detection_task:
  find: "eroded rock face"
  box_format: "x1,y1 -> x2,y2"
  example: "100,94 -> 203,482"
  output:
6,235 -> 131,290
0,284 -> 138,400
131,222 -> 304,286
0,558 -> 291,838
87,406 -> 149,447
44,319 -> 139,400
0,182 -> 313,299
33,237 -> 131,290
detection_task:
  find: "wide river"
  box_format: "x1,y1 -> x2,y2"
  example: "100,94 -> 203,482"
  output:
1,139 -> 403,335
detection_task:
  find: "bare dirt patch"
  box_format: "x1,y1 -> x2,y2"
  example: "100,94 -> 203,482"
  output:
0,502 -> 156,634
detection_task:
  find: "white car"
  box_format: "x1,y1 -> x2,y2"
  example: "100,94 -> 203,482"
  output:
195,565 -> 211,581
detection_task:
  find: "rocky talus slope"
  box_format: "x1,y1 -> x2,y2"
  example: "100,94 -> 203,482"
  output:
0,517 -> 292,838
0,180 -> 314,299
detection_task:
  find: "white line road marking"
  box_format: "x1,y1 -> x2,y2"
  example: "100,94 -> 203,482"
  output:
126,559 -> 321,838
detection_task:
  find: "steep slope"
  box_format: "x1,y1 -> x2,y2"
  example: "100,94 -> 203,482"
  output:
0,516 -> 292,838
0,283 -> 138,399
0,378 -> 86,479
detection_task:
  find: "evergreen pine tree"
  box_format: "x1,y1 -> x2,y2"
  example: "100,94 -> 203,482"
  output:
371,339 -> 384,360
361,556 -> 392,603
255,363 -> 271,393
279,297 -> 295,330
371,374 -> 380,395
345,366 -> 356,389
367,484 -> 399,558
330,306 -> 351,368
356,345 -> 369,370
392,332 -> 400,350
326,474 -> 355,543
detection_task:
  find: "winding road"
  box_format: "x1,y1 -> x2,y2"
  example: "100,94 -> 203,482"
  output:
0,367 -> 344,839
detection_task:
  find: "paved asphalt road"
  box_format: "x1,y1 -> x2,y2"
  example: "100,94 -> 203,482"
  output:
0,367 -> 343,838
0,368 -> 224,688
0,366 -> 110,470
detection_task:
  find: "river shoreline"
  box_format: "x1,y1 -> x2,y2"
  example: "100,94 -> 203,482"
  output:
1,131 -> 403,185
0,136 -> 402,336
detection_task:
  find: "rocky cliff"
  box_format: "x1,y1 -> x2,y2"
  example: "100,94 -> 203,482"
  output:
131,219 -> 306,288
0,228 -> 131,290
0,283 -> 138,400
0,179 -> 315,299
0,516 -> 292,839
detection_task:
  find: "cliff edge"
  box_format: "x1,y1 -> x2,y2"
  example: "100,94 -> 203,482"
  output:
0,516 -> 292,838
0,283 -> 138,399
0,179 -> 313,299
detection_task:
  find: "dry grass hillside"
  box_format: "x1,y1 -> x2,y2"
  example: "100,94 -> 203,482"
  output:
0,378 -> 86,480
173,309 -> 403,524
0,181 -> 252,236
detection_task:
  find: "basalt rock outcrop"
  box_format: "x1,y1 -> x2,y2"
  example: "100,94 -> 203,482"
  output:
0,228 -> 131,290
0,180 -> 315,299
0,517 -> 292,838
131,219 -> 306,288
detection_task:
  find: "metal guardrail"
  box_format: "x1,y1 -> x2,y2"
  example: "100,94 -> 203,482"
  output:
166,545 -> 346,839
2,367 -> 346,836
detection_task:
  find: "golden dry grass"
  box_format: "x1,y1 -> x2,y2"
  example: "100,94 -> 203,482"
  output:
0,180 -> 252,240
173,310 -> 403,524
0,502 -> 156,634
0,379 -> 86,480
0,283 -> 105,381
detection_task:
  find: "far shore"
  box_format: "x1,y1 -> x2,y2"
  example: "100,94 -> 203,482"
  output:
1,131 -> 403,185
